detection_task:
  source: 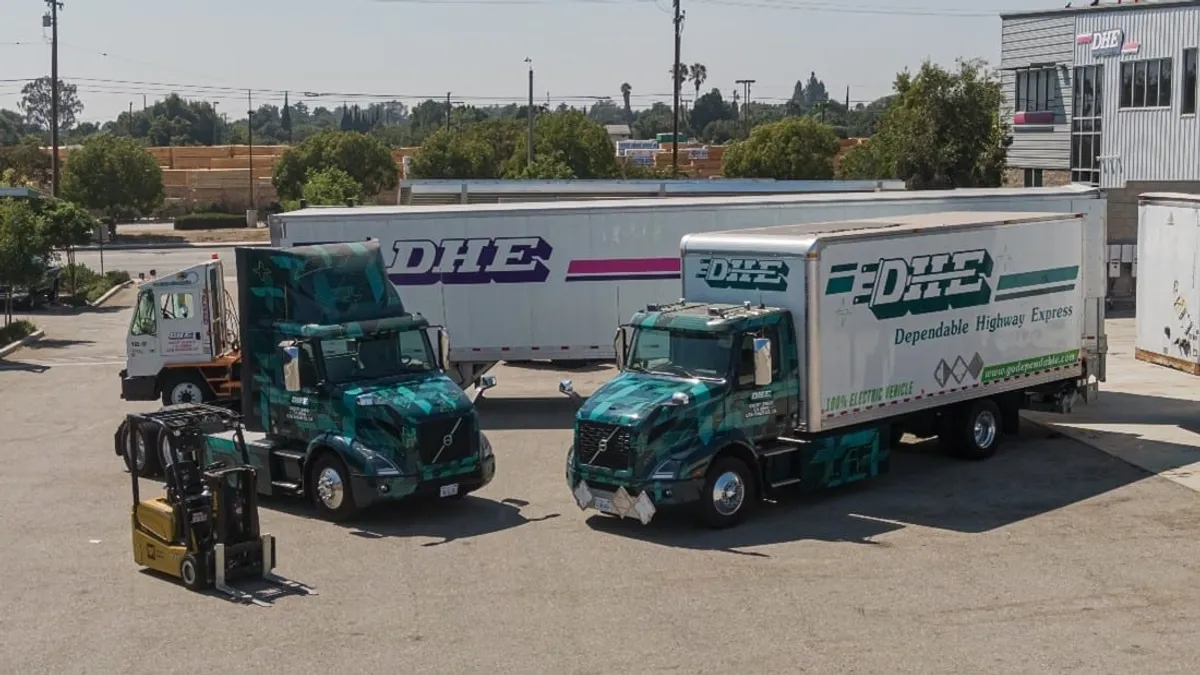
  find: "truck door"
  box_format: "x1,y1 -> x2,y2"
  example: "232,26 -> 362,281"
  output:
126,287 -> 162,378
730,320 -> 797,440
157,285 -> 209,362
205,263 -> 225,357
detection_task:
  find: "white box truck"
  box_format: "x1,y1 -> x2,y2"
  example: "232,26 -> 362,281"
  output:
1135,192 -> 1200,374
269,185 -> 1106,388
559,211 -> 1108,528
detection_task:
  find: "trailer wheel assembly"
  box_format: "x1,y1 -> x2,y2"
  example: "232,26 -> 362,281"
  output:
948,398 -> 1003,460
699,455 -> 757,529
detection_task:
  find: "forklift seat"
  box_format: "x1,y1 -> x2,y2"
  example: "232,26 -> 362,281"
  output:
166,459 -> 208,501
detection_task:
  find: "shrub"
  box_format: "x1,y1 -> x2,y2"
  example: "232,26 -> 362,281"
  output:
61,264 -> 131,304
0,319 -> 36,345
174,213 -> 247,231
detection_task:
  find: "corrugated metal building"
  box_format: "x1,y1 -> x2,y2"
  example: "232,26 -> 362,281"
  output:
1001,0 -> 1200,297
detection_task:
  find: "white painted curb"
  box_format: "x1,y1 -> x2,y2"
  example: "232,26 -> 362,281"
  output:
89,280 -> 134,308
0,329 -> 45,359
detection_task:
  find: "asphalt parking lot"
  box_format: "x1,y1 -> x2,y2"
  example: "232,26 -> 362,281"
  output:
4,289 -> 1200,674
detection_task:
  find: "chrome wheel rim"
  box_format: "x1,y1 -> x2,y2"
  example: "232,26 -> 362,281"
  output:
711,471 -> 746,516
316,467 -> 344,510
973,411 -> 998,449
170,382 -> 203,404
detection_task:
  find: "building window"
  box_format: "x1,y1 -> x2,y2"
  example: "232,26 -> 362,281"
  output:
1120,58 -> 1173,108
1071,64 -> 1103,186
1016,67 -> 1056,112
1184,48 -> 1198,115
1024,169 -> 1044,187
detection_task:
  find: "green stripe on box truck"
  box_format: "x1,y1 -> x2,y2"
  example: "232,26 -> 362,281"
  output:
996,266 -> 1079,291
979,349 -> 1080,382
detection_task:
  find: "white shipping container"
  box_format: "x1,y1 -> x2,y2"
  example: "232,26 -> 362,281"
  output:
1135,193 -> 1200,375
269,185 -> 1107,387
681,211 -> 1105,432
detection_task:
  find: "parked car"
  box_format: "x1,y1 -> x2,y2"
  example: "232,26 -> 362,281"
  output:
0,256 -> 62,309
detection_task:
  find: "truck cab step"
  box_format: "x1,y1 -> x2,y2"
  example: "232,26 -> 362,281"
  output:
270,449 -> 306,462
270,480 -> 302,496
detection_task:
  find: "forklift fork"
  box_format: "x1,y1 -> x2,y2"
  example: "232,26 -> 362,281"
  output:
213,535 -> 317,607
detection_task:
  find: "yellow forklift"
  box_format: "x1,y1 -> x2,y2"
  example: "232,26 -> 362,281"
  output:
122,404 -> 316,606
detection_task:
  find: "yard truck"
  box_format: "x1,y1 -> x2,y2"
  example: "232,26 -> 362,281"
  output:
116,241 -> 497,520
559,210 -> 1108,528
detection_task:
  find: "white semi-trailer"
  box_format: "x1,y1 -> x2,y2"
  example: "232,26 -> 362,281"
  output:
269,185 -> 1106,387
561,210 -> 1109,528
1135,192 -> 1200,374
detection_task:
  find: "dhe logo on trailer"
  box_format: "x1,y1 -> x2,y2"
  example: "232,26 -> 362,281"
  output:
697,257 -> 789,291
388,237 -> 552,285
824,249 -> 995,319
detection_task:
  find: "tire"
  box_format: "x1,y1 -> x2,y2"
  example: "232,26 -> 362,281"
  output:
156,426 -> 184,472
947,398 -> 1003,460
179,554 -> 210,590
125,422 -> 162,477
309,453 -> 359,521
698,455 -> 757,529
161,370 -> 212,407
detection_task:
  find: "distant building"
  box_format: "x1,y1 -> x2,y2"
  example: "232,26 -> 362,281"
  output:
1000,0 -> 1200,298
604,124 -> 632,143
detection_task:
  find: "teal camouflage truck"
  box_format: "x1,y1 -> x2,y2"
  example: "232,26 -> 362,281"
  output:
560,212 -> 1107,528
125,241 -> 497,521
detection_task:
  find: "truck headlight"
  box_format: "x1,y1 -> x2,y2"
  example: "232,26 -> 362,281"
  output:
566,445 -> 575,473
351,439 -> 402,477
479,432 -> 493,459
651,459 -> 681,481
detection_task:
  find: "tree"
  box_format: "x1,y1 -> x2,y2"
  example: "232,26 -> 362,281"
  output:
633,102 -> 688,140
690,88 -> 734,140
689,63 -> 708,102
836,59 -> 1009,188
281,92 -> 293,144
0,138 -> 53,187
510,155 -> 575,179
408,119 -> 522,179
19,77 -> 84,133
61,134 -> 165,222
0,110 -> 23,146
0,199 -> 52,325
504,110 -> 618,179
670,64 -> 689,95
721,117 -> 841,180
620,83 -> 633,123
272,130 -> 399,201
32,197 -> 96,297
801,72 -> 829,108
301,167 -> 362,205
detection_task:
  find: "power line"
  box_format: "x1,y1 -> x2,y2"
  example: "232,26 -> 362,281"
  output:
375,0 -> 1008,16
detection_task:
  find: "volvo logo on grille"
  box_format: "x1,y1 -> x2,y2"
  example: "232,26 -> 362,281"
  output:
597,438 -> 609,453
441,434 -> 454,448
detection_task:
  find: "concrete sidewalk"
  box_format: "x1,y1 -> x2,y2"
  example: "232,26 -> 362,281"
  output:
1024,317 -> 1200,493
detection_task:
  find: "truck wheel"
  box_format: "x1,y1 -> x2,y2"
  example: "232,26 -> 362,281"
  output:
125,423 -> 162,477
699,456 -> 757,529
309,453 -> 359,521
950,398 -> 1003,460
162,371 -> 212,406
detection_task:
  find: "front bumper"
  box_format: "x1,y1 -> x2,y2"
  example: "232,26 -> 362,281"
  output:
119,369 -> 158,401
568,472 -> 705,525
352,454 -> 496,506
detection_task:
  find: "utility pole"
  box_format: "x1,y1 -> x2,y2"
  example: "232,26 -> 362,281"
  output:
526,58 -> 535,165
671,0 -> 684,177
247,90 -> 254,213
128,101 -> 133,136
736,79 -> 755,138
445,92 -> 451,129
45,0 -> 63,197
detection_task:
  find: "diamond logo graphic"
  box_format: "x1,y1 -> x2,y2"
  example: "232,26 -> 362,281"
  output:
967,353 -> 985,379
950,356 -> 969,384
934,359 -> 952,387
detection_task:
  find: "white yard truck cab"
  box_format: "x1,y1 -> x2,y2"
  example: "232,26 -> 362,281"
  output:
120,256 -> 241,406
560,211 -> 1108,529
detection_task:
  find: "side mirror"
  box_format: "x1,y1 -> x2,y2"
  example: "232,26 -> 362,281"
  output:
438,328 -> 451,370
479,375 -> 497,391
613,327 -> 629,370
559,379 -> 583,406
753,337 -> 773,387
279,341 -> 302,392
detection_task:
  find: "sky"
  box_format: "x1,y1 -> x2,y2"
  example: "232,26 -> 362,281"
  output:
1,0 -> 1059,124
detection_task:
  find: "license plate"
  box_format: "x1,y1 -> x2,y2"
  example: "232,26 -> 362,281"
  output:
592,496 -> 616,513
190,511 -> 207,523
439,483 -> 459,498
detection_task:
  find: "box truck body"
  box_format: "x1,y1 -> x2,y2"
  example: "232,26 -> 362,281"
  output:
269,185 -> 1105,387
562,211 -> 1108,528
1135,193 -> 1200,374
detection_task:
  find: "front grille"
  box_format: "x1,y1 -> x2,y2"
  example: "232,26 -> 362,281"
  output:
576,422 -> 633,470
418,415 -> 475,466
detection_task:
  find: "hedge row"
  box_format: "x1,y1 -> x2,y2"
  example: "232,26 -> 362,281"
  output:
174,213 -> 247,231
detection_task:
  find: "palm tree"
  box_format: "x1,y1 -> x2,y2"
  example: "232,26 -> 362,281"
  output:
620,82 -> 633,123
689,63 -> 707,102
670,64 -> 689,94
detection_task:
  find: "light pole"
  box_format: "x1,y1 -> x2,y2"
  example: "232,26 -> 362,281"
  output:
736,79 -> 755,138
44,0 -> 63,196
526,57 -> 534,165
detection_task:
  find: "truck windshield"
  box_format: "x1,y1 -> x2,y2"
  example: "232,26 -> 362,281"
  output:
320,330 -> 434,384
626,328 -> 731,380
